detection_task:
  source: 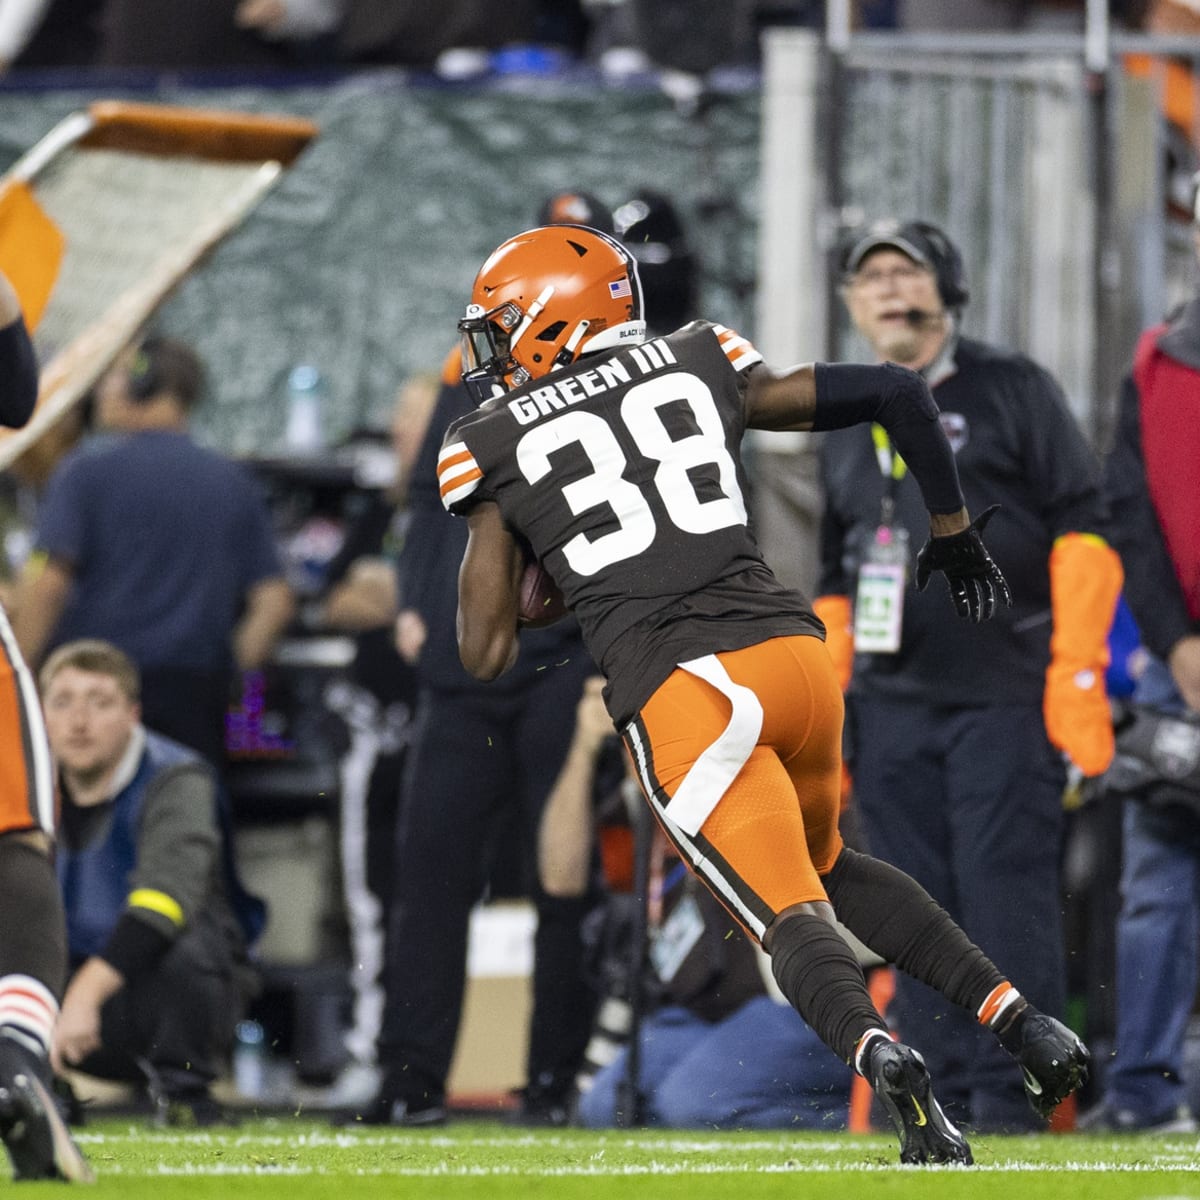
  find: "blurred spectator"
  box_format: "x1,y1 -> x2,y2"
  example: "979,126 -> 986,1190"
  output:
42,639 -> 256,1125
593,2 -> 752,74
361,353 -> 597,1127
585,2 -> 895,74
577,884 -> 854,1130
0,0 -> 100,72
752,1 -> 897,26
0,0 -> 342,72
304,373 -> 436,1105
611,188 -> 699,336
1082,183 -> 1200,1134
540,677 -> 853,1130
538,189 -> 612,232
234,0 -> 341,44
12,334 -> 294,771
337,0 -> 537,68
95,0 -> 294,68
819,217 -> 1119,1132
355,193 -> 616,1129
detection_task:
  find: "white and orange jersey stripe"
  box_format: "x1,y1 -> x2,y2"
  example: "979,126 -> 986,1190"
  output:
712,324 -> 763,373
437,440 -> 483,511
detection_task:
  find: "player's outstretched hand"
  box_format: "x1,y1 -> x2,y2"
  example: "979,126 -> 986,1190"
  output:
915,504 -> 1012,622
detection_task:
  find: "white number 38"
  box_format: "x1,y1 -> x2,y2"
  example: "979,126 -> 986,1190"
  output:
515,372 -> 747,577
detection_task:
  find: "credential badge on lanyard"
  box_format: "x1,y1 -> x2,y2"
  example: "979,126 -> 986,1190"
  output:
853,425 -> 910,654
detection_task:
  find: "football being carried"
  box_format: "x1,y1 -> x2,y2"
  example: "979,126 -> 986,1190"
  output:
518,556 -> 568,627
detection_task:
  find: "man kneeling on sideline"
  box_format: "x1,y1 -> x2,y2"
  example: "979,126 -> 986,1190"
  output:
41,640 -> 256,1124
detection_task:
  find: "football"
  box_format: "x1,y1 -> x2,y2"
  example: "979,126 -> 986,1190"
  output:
518,558 -> 568,627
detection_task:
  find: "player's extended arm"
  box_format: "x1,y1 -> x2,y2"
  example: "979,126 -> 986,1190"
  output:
747,361 -> 1011,621
747,361 -> 964,518
458,500 -> 525,681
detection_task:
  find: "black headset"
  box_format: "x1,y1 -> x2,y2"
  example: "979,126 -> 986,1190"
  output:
126,336 -> 165,403
910,220 -> 970,310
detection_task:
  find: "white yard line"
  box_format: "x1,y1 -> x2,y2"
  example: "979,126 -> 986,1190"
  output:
83,1163 -> 1200,1177
74,1128 -> 1200,1177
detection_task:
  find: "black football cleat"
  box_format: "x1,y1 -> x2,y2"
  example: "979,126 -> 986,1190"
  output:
1007,1012 -> 1090,1119
0,1036 -> 94,1182
868,1042 -> 973,1166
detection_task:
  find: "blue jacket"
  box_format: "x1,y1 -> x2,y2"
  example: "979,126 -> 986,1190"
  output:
58,730 -> 212,960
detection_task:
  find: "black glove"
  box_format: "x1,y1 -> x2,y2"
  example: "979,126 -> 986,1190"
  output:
915,504 -> 1012,622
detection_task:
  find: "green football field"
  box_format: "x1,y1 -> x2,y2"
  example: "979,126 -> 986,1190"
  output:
41,1118 -> 1200,1198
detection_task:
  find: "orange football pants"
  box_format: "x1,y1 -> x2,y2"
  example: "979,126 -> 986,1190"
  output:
0,610 -> 54,837
622,634 -> 844,944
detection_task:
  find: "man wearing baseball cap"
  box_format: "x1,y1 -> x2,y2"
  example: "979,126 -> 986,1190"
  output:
815,218 -> 1120,1133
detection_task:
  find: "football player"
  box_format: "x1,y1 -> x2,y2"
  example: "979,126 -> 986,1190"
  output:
0,268 -> 92,1181
436,225 -> 1090,1164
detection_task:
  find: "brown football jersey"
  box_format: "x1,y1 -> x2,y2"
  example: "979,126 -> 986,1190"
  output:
439,320 -> 822,724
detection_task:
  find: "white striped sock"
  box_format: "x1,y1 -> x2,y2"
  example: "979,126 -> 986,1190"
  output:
0,974 -> 58,1058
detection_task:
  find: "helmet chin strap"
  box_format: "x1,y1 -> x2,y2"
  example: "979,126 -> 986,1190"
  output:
552,320 -> 591,368
508,285 -> 555,355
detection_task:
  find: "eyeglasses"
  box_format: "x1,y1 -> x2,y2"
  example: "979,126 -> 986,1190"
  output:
846,262 -> 931,289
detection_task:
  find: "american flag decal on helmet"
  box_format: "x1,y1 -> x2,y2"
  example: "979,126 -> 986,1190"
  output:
609,278 -> 632,299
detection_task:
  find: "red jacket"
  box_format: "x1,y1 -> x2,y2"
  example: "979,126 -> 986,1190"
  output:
1132,325 -> 1200,624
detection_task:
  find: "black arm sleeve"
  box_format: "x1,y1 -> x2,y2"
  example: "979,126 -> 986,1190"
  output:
812,361 -> 964,514
0,315 -> 38,429
100,911 -> 173,981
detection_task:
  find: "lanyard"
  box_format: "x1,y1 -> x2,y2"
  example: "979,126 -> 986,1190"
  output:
871,423 -> 907,524
871,423 -> 907,481
858,426 -> 912,654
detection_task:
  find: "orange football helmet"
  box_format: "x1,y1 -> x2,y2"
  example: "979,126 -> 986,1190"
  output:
459,224 -> 646,404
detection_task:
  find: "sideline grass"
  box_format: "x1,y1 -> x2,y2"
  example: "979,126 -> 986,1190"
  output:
45,1117 -> 1200,1199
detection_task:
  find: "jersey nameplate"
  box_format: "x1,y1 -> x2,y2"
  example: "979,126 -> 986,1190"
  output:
508,339 -> 679,426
